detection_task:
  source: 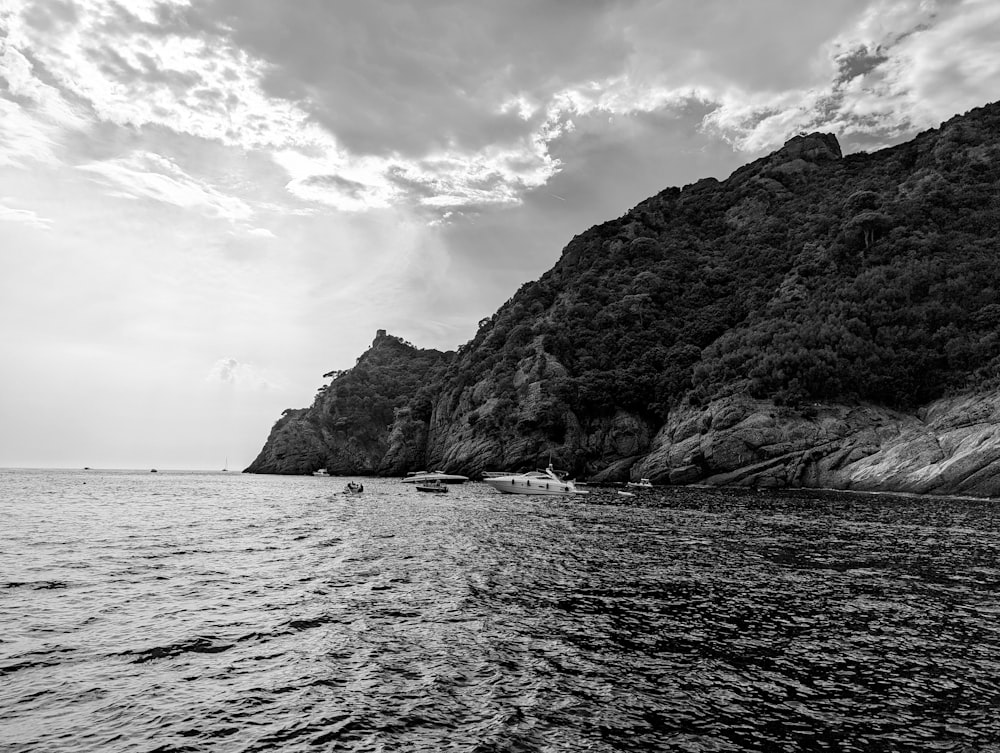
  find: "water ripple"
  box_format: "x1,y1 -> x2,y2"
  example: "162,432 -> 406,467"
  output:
2,470 -> 1000,751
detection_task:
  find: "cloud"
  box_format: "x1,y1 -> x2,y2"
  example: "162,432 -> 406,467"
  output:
0,34 -> 87,167
205,357 -> 277,390
0,201 -> 52,230
2,0 -> 998,223
699,0 -> 1000,153
837,0 -> 1000,131
77,150 -> 253,220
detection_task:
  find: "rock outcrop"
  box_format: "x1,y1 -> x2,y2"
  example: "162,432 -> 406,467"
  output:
245,331 -> 450,475
632,393 -> 1000,497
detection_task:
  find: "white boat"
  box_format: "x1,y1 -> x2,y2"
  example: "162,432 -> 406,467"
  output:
482,464 -> 587,496
627,478 -> 653,489
313,468 -> 330,477
401,470 -> 468,484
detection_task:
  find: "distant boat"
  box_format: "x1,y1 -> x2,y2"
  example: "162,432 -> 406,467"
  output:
627,478 -> 653,489
401,470 -> 468,484
150,469 -> 158,473
416,479 -> 448,493
482,464 -> 586,496
343,481 -> 364,494
313,469 -> 330,477
223,457 -> 228,472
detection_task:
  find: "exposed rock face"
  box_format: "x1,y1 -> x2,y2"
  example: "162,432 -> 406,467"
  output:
421,337 -> 655,477
244,408 -> 329,475
632,392 -> 1000,497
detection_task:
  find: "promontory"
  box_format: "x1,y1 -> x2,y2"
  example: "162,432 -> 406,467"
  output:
246,100 -> 1000,498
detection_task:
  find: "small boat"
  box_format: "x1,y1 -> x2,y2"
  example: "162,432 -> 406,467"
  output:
416,480 -> 448,493
312,469 -> 330,477
402,470 -> 468,484
343,481 -> 364,494
482,464 -> 586,496
150,469 -> 158,473
627,478 -> 653,489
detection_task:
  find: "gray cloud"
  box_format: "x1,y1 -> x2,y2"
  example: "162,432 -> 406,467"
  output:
834,45 -> 890,84
21,0 -> 78,33
189,0 -> 632,158
300,173 -> 369,199
83,45 -> 205,95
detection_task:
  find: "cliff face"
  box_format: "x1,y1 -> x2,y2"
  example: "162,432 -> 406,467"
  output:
248,101 -> 1000,496
631,392 -> 1000,497
420,337 -> 656,476
244,332 -> 449,475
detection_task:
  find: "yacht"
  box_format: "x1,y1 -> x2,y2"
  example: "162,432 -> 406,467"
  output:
627,478 -> 654,489
312,468 -> 330,477
401,470 -> 468,484
482,464 -> 586,496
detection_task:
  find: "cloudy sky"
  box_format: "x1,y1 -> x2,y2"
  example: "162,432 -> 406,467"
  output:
1,0 -> 998,470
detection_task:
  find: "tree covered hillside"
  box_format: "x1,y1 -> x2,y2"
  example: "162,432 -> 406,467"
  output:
448,102 -> 1000,430
245,331 -> 450,474
249,101 -> 1000,480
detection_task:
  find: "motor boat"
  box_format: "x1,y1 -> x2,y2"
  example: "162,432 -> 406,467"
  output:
343,481 -> 364,494
402,470 -> 468,484
482,464 -> 587,496
627,478 -> 653,489
313,468 -> 330,477
416,480 -> 448,493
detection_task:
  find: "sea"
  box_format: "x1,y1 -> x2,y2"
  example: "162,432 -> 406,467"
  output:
2,468 -> 1000,753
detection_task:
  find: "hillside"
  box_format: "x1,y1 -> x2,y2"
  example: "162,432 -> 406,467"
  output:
244,331 -> 450,475
246,101 -> 1000,496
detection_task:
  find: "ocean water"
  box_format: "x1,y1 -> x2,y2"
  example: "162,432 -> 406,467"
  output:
2,469 -> 1000,752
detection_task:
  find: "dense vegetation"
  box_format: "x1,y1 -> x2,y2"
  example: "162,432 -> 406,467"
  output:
249,101 -> 1000,477
443,102 -> 1000,426
315,332 -> 450,445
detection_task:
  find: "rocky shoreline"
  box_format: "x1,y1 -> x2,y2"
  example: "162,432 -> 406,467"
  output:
246,364 -> 1000,499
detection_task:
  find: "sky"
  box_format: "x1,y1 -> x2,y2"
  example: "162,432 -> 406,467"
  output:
1,0 -> 998,470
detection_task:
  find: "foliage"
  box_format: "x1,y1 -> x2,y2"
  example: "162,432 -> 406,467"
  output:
447,101 -> 1000,415
315,336 -> 450,441
285,102 -> 1000,466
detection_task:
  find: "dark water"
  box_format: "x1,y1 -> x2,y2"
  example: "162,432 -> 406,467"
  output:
2,469 -> 1000,752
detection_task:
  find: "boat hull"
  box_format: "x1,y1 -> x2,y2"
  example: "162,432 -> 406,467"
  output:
401,472 -> 468,484
416,484 -> 448,493
483,478 -> 578,496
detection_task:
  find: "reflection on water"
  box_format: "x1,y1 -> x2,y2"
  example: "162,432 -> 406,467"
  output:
2,469 -> 999,751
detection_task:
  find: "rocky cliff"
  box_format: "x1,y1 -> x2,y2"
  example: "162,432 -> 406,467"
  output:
631,392 -> 1000,497
244,331 -> 450,475
247,100 -> 1000,497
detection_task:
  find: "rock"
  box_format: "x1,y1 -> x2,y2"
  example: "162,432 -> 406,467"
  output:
668,465 -> 702,484
627,391 -> 1000,498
